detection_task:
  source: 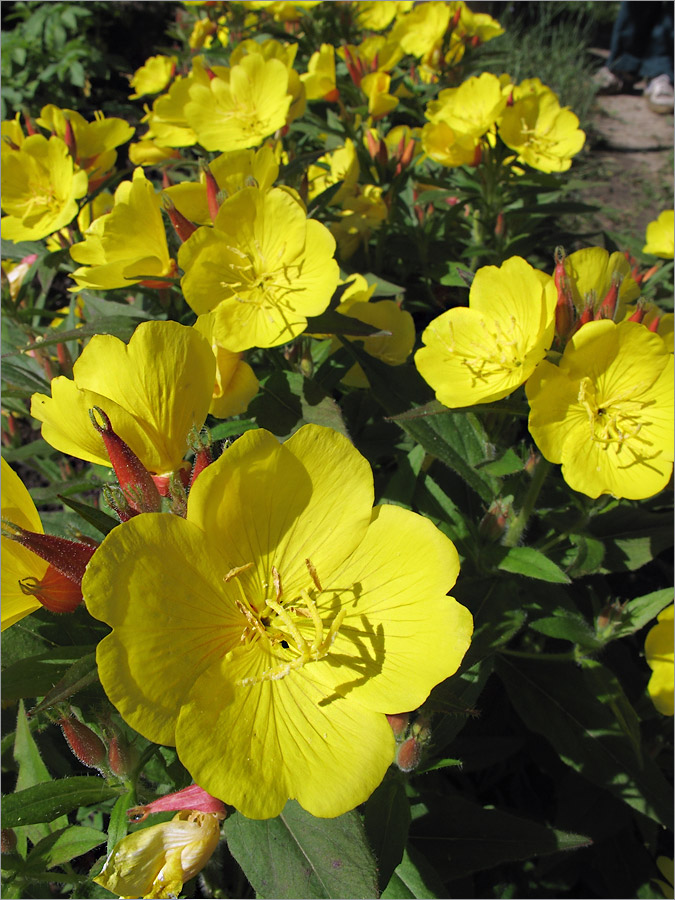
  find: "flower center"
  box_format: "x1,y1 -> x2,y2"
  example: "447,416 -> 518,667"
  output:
578,376 -> 656,461
445,316 -> 523,384
227,559 -> 346,686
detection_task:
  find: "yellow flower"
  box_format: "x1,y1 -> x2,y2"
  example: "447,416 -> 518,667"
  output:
179,186 -> 339,351
194,312 -> 259,418
188,16 -> 217,50
452,1 -> 504,44
83,424 -> 473,819
354,1 -> 413,31
360,71 -> 399,119
185,53 -> 293,151
142,63 -> 208,149
229,39 -> 305,124
526,320 -> 674,499
128,139 -> 182,166
390,1 -> 451,58
339,36 -> 404,77
334,274 -> 415,387
46,190 -> 114,253
1,457 -> 45,630
165,145 -> 279,225
498,78 -> 585,173
426,73 -> 506,140
36,105 -> 134,187
420,120 -> 478,167
1,135 -> 88,241
94,810 -> 221,899
301,43 -> 338,102
416,256 -> 557,407
643,210 -> 674,258
31,321 -> 215,478
129,55 -> 177,99
69,168 -> 176,292
645,605 -> 674,716
241,0 -> 321,21
563,247 -> 640,314
307,139 -> 360,205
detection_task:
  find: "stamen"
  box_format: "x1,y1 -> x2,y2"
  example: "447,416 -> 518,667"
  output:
224,562 -> 254,582
305,558 -> 323,592
272,565 -> 282,602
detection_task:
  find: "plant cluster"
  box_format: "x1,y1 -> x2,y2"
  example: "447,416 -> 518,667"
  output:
1,2 -> 673,899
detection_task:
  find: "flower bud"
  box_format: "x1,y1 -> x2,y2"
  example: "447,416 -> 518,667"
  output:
1,829 -> 17,854
595,271 -> 621,321
396,736 -> 421,773
188,427 -> 215,488
479,498 -> 512,541
202,161 -> 221,222
89,407 -> 162,513
63,116 -> 77,160
107,731 -> 137,778
60,716 -> 107,771
127,785 -> 227,823
647,316 -> 661,333
628,302 -> 646,324
19,564 -> 83,613
1,520 -> 96,585
386,712 -> 410,739
162,195 -> 198,243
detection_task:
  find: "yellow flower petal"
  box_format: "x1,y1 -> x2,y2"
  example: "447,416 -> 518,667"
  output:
645,605 -> 674,716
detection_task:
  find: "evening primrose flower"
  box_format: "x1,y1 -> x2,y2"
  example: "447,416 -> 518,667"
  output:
355,1 -> 413,31
36,105 -> 134,187
563,246 -> 640,315
229,39 -> 305,125
83,424 -> 473,819
94,810 -> 221,899
1,135 -> 88,241
390,1 -> 451,58
179,186 -> 339,351
416,256 -> 557,407
643,210 -> 674,258
331,184 -> 388,259
645,605 -> 674,716
307,139 -> 360,205
69,168 -> 176,291
360,71 -> 399,119
30,321 -> 215,478
426,73 -> 507,141
194,312 -> 259,418
498,79 -> 585,173
301,44 -> 338,102
129,55 -> 177,99
141,59 -> 212,149
526,320 -> 674,499
185,53 -> 293,152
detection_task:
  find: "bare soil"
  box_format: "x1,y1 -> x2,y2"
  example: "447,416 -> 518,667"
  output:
582,84 -> 674,241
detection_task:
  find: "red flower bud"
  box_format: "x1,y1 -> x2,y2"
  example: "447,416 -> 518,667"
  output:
63,116 -> 77,160
107,732 -> 137,778
127,784 -> 227,823
1,521 -> 96,585
479,498 -> 512,541
647,316 -> 661,333
324,87 -> 340,103
60,717 -> 107,771
162,195 -> 198,243
396,736 -> 421,773
202,163 -> 221,222
19,564 -> 83,613
595,271 -> 621,321
386,712 -> 410,739
627,303 -> 646,323
89,407 -> 162,513
152,461 -> 190,497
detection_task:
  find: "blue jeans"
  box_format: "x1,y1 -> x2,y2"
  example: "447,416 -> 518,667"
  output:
608,1 -> 674,82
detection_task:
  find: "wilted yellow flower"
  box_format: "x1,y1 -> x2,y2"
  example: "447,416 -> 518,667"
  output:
194,312 -> 259,418
83,424 -> 473,819
1,135 -> 88,241
36,105 -> 134,187
643,210 -> 674,258
416,256 -> 557,407
498,78 -> 585,173
94,810 -> 221,899
69,168 -> 176,291
165,145 -> 279,225
185,53 -> 293,151
645,605 -> 674,716
31,321 -> 215,478
129,55 -> 177,99
301,43 -> 338,102
179,186 -> 339,350
526,320 -> 674,499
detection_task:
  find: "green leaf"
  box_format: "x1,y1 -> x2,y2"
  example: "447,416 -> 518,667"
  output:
306,309 -> 389,337
250,370 -> 349,439
224,800 -> 379,899
9,316 -> 143,355
382,846 -> 447,899
2,777 -> 122,828
588,506 -> 673,572
25,825 -> 106,870
497,546 -> 571,583
496,655 -> 673,827
606,588 -> 674,640
411,789 -> 590,879
476,448 -> 523,476
208,418 -> 258,441
106,792 -> 135,857
529,614 -> 603,650
28,652 -> 99,715
2,646 -> 96,702
364,779 -> 411,892
57,494 -> 119,537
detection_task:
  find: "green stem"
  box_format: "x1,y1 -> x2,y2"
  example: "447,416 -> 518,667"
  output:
503,457 -> 552,547
499,648 -> 576,662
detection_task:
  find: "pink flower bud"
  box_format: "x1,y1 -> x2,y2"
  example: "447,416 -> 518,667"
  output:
386,712 -> 410,739
162,195 -> 198,243
60,717 -> 107,771
1,521 -> 96,585
127,785 -> 227,823
396,736 -> 421,773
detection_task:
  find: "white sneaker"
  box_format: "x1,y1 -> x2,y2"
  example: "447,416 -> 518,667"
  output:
644,74 -> 674,114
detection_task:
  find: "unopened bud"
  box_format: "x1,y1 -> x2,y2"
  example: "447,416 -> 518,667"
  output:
188,427 -> 214,488
1,829 -> 17,854
471,143 -> 482,167
107,732 -> 137,778
553,246 -> 575,340
479,498 -> 512,541
494,211 -> 504,237
628,303 -> 646,323
162,195 -> 198,243
19,564 -> 83,613
102,483 -> 137,523
1,520 -> 96,585
127,784 -> 227,823
90,407 -> 162,513
60,716 -> 107,772
201,162 -> 221,222
647,316 -> 661,333
595,271 -> 621,320
386,712 -> 410,739
396,736 -> 421,773
63,116 -> 77,160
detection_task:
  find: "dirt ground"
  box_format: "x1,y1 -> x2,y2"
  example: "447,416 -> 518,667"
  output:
583,74 -> 674,241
